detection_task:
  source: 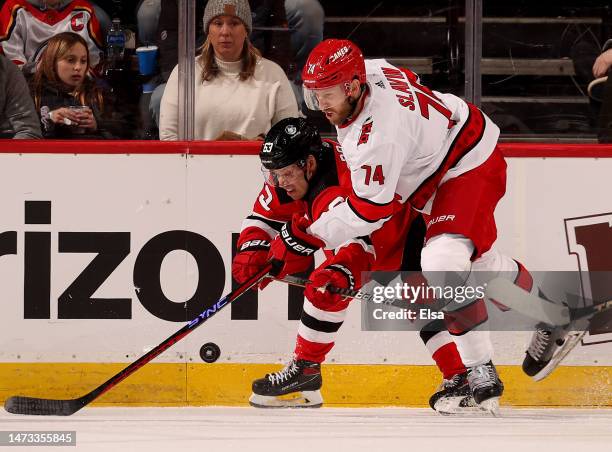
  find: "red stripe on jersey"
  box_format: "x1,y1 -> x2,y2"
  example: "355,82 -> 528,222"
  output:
409,103 -> 486,210
84,6 -> 103,48
445,298 -> 488,335
490,261 -> 533,311
346,192 -> 394,223
0,2 -> 22,40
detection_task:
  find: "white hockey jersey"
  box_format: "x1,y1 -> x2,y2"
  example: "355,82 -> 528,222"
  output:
309,59 -> 500,250
0,0 -> 104,71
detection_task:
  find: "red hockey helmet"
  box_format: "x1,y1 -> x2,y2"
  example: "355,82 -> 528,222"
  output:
302,39 -> 366,111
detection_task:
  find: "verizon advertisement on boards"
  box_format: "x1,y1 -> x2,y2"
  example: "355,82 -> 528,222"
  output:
0,152 -> 610,366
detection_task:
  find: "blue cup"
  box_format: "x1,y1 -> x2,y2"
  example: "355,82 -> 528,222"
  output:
142,82 -> 156,94
136,45 -> 158,76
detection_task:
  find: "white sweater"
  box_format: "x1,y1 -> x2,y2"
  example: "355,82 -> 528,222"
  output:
159,56 -> 299,140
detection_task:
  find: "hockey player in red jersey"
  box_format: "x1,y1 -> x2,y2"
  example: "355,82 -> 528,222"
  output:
0,0 -> 104,72
264,39 -> 544,414
233,117 -> 470,411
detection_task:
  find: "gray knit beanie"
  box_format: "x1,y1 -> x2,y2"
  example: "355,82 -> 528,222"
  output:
203,0 -> 253,35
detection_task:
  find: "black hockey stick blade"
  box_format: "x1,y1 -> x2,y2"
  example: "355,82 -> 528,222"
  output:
4,264 -> 273,416
4,396 -> 88,416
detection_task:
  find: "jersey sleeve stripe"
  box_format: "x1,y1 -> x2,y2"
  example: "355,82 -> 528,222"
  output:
246,214 -> 284,232
352,189 -> 394,206
347,195 -> 394,223
409,103 -> 486,210
0,4 -> 21,41
240,217 -> 280,239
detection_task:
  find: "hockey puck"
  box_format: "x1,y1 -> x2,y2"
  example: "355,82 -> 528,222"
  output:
199,342 -> 221,363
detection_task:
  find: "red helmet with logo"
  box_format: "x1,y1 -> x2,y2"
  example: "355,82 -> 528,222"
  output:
302,39 -> 366,90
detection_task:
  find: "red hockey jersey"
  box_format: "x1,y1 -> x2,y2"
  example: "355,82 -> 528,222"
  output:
239,139 -> 418,271
0,0 -> 104,70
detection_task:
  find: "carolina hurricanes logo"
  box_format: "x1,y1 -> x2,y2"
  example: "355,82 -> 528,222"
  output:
71,12 -> 85,32
565,212 -> 612,344
358,118 -> 373,145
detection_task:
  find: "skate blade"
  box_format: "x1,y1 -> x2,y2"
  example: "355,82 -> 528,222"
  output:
532,331 -> 586,382
478,397 -> 501,417
249,390 -> 323,408
434,396 -> 490,416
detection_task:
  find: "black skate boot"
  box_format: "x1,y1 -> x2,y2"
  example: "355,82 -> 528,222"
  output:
249,359 -> 323,408
523,323 -> 587,381
429,372 -> 480,415
466,361 -> 504,415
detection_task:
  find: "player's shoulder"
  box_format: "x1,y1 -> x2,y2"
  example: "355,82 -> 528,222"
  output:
354,99 -> 398,150
310,183 -> 349,221
1,0 -> 27,14
253,183 -> 304,219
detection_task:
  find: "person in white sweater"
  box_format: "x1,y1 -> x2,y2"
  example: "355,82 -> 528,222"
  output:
159,0 -> 298,141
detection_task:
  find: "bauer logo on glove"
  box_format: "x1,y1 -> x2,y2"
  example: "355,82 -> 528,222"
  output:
280,222 -> 318,256
239,239 -> 271,252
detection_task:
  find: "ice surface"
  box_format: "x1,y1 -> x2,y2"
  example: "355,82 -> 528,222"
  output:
1,406 -> 611,452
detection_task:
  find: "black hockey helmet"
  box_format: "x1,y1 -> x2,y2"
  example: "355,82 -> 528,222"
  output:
259,117 -> 324,170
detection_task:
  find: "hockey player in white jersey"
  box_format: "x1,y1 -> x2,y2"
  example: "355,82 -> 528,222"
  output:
233,117 -> 472,412
266,38 -> 542,414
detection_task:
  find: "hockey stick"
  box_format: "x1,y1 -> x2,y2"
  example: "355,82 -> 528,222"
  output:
274,274 -> 409,309
276,275 -> 374,301
485,277 -> 612,326
4,264 -> 274,416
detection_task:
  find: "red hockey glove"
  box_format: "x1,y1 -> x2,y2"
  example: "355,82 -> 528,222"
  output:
232,228 -> 271,284
266,214 -> 324,284
305,243 -> 374,309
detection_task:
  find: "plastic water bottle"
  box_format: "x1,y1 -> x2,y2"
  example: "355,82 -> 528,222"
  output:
106,18 -> 126,67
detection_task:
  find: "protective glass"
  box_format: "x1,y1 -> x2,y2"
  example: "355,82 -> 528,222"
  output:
303,83 -> 349,111
261,162 -> 306,187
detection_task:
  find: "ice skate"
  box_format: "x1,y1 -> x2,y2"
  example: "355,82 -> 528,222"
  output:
522,322 -> 587,381
429,372 -> 483,415
249,359 -> 323,408
466,361 -> 504,415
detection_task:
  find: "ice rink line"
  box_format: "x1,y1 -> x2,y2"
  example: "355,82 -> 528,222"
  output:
1,406 -> 611,451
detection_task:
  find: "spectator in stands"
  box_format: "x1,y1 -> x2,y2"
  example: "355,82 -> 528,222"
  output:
593,39 -> 612,79
284,0 -> 323,103
30,32 -> 110,138
0,0 -> 105,74
159,0 -> 298,140
148,0 -> 298,132
0,53 -> 42,138
592,39 -> 612,143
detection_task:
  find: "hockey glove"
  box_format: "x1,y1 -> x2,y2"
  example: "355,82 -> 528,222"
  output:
232,227 -> 271,284
266,214 -> 324,284
305,243 -> 374,309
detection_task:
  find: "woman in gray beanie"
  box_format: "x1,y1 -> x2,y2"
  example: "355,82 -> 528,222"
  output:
159,0 -> 298,140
